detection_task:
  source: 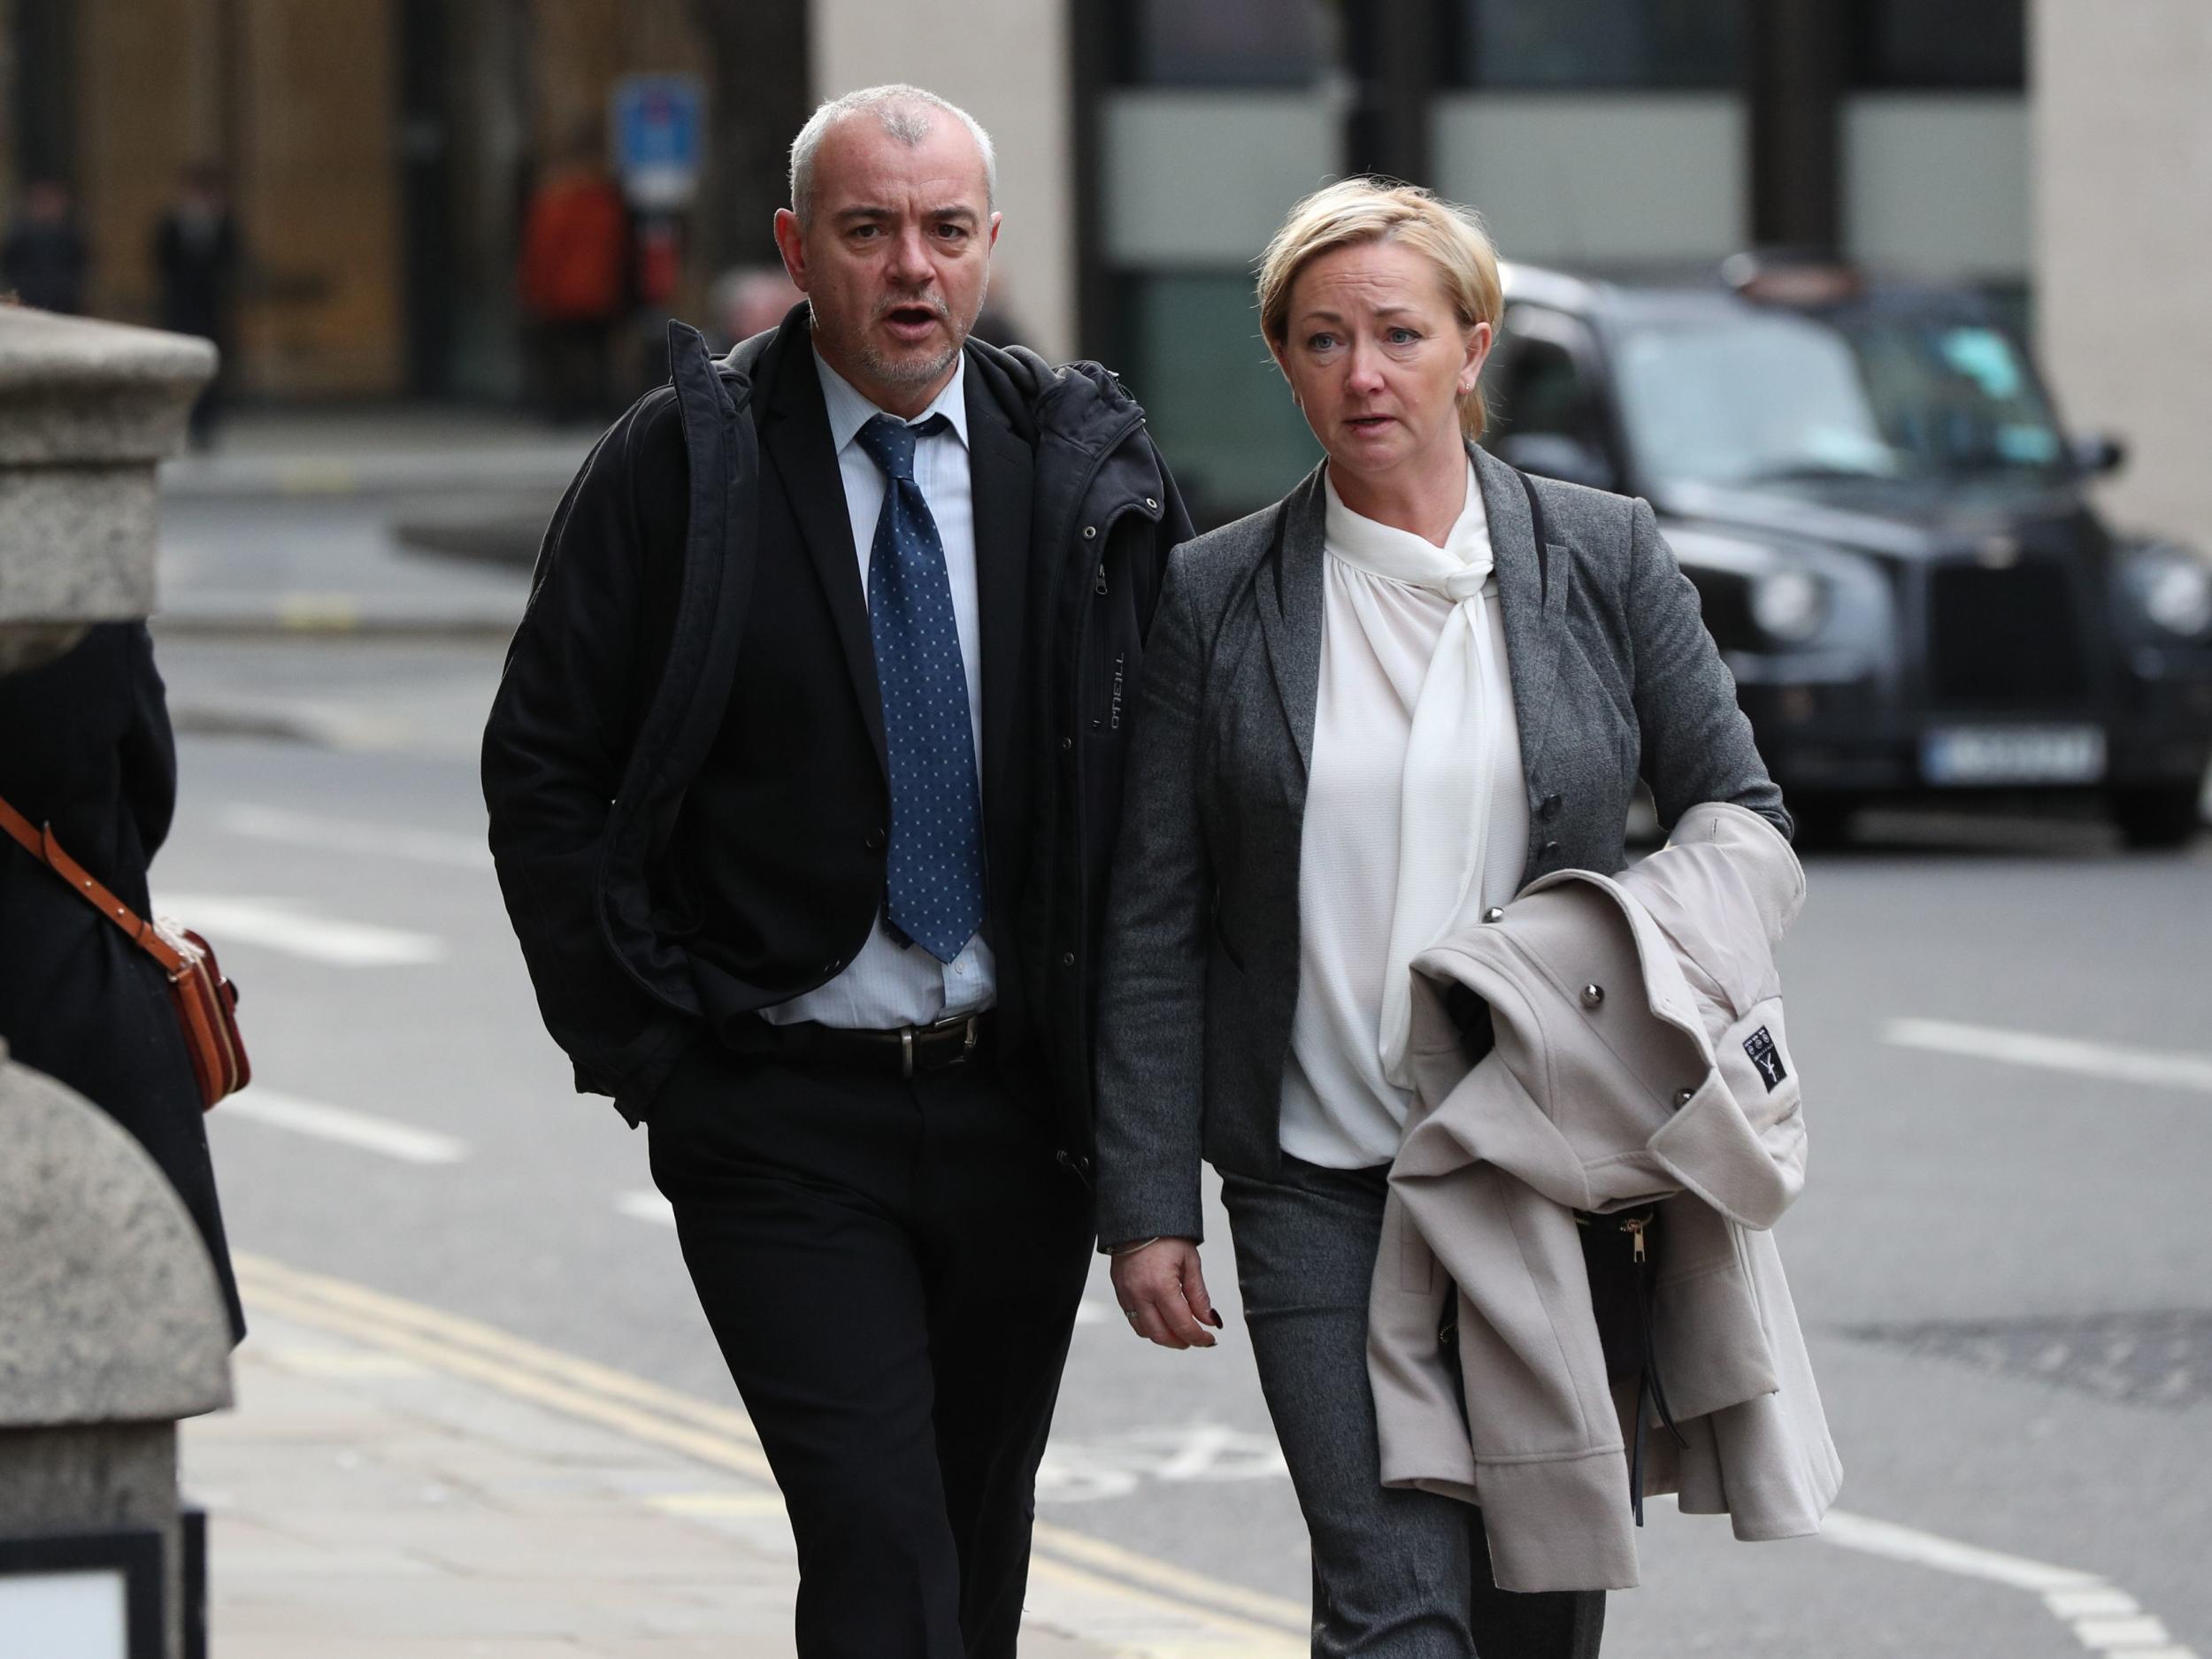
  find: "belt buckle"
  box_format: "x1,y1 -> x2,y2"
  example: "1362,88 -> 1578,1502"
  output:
905,1012 -> 979,1078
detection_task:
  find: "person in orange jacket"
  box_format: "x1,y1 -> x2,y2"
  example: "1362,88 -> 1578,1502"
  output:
518,133 -> 632,424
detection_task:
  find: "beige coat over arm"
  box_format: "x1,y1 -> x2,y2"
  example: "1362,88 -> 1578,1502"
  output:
1367,801 -> 1842,1593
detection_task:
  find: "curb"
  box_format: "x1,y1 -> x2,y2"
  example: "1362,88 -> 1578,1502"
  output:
160,448 -> 589,503
153,612 -> 518,643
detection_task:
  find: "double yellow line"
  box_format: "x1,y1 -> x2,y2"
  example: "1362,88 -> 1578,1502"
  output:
233,1253 -> 1308,1656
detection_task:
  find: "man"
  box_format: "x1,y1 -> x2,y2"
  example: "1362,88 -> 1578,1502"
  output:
482,85 -> 1192,1658
2,180 -> 88,315
151,164 -> 242,448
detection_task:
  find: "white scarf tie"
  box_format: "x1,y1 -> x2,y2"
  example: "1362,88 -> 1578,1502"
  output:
1322,464 -> 1506,1090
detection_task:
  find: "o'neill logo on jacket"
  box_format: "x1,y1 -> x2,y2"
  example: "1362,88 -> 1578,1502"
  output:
1742,1026 -> 1787,1092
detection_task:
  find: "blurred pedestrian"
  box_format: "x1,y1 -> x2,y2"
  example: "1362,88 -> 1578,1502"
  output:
516,130 -> 631,425
485,83 -> 1192,1657
0,623 -> 245,1344
1094,179 -> 1791,1655
704,263 -> 802,352
2,179 -> 88,315
152,163 -> 242,449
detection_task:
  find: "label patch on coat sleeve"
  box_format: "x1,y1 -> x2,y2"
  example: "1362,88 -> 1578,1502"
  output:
1742,1026 -> 1787,1091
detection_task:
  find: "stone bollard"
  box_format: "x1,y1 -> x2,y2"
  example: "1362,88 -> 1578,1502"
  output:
0,1042 -> 233,1659
0,303 -> 212,667
0,311 -> 223,1657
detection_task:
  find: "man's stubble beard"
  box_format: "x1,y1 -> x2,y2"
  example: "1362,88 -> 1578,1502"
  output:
813,269 -> 991,393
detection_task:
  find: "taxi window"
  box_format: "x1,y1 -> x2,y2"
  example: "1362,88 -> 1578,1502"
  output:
1494,334 -> 1600,443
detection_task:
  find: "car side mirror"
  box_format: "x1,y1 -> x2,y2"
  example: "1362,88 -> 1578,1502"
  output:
2071,431 -> 2127,475
1495,433 -> 1617,492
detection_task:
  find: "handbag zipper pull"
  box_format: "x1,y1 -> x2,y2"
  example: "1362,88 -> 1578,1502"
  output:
1624,1215 -> 1647,1263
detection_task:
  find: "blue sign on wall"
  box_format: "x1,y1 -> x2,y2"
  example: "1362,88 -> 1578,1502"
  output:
612,74 -> 705,210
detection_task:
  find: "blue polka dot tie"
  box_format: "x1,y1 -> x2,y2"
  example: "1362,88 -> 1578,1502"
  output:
855,412 -> 985,964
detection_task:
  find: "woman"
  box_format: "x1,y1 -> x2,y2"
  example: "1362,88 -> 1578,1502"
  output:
1092,180 -> 1788,1655
0,622 -> 245,1343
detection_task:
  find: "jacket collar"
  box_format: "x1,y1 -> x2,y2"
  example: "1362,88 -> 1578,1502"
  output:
964,357 -> 1033,899
758,310 -> 887,774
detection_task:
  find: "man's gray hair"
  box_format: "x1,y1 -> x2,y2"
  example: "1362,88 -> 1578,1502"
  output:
787,84 -> 997,225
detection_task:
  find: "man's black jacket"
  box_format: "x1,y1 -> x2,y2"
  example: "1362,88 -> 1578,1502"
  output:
482,312 -> 1194,1161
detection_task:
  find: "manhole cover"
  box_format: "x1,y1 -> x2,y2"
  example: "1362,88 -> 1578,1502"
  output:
1847,1311 -> 2212,1409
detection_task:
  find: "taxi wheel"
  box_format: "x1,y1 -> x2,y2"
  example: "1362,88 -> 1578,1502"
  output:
2111,785 -> 2203,849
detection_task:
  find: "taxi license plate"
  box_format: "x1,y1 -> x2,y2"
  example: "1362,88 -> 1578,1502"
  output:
1922,725 -> 2107,786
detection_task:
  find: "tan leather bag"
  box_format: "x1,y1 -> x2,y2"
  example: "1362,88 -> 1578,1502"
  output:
0,792 -> 249,1110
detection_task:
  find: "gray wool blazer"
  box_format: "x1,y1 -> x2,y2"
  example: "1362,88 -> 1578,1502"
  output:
1092,442 -> 1790,1247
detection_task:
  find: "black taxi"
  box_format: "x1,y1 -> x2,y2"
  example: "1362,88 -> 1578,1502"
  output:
1485,256 -> 2212,847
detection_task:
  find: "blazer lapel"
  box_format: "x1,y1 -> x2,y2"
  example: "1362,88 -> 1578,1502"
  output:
964,364 -> 1033,887
1475,442 -> 1570,787
759,322 -> 888,774
1256,464 -> 1328,776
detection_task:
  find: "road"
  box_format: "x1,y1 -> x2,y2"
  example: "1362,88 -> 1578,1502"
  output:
138,490 -> 2212,1655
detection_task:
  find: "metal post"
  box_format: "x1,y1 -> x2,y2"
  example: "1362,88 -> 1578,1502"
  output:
1747,0 -> 1846,253
1347,0 -> 1434,186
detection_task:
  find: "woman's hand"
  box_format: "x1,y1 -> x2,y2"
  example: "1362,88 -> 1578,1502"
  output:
1110,1238 -> 1221,1349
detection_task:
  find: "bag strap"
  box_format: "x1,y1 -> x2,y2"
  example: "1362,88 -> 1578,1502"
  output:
0,791 -> 188,977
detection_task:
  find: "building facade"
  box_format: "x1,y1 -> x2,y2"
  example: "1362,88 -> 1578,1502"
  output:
5,1 -> 2203,551
1071,0 -> 2032,522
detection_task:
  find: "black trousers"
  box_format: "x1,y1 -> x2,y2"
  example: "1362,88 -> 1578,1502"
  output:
648,1035 -> 1093,1659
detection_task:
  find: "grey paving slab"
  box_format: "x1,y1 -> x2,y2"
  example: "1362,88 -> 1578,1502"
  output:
180,1310 -> 1131,1655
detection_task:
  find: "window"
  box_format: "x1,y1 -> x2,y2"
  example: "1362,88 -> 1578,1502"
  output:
1489,323 -> 1601,445
1113,275 -> 1321,524
1849,0 -> 2025,89
1451,0 -> 1742,89
1120,0 -> 1334,88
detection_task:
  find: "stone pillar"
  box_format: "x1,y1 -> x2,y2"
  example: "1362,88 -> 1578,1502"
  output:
0,1044 -> 234,1659
0,303 -> 211,670
2033,0 -> 2212,545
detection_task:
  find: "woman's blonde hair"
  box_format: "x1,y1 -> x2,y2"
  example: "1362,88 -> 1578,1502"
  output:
1256,178 -> 1504,439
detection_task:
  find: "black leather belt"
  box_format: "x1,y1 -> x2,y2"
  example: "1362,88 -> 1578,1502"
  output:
739,1010 -> 995,1078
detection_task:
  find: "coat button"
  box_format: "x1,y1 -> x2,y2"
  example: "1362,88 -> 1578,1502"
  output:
1543,840 -> 1561,857
864,828 -> 887,852
1673,1087 -> 1695,1107
1061,951 -> 1076,968
1145,496 -> 1159,511
1082,525 -> 1097,539
1541,794 -> 1563,818
1482,907 -> 1505,924
1061,736 -> 1073,751
1580,984 -> 1604,1008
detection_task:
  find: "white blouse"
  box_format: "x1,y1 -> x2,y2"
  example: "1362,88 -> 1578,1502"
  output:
1278,463 -> 1530,1169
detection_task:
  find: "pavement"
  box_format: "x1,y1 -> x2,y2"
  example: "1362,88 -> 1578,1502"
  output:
188,1255 -> 1308,1659
160,407 -> 594,503
152,407 -> 576,647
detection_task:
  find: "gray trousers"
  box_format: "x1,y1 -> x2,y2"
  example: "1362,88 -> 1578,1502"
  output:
1221,1156 -> 1606,1659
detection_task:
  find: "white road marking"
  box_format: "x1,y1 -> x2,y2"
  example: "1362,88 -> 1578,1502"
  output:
219,1088 -> 468,1164
1819,1508 -> 2096,1592
617,1190 -> 676,1227
155,893 -> 446,967
1885,1018 -> 2212,1096
1816,1508 -> 2199,1657
1039,1425 -> 1290,1503
220,803 -> 494,872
